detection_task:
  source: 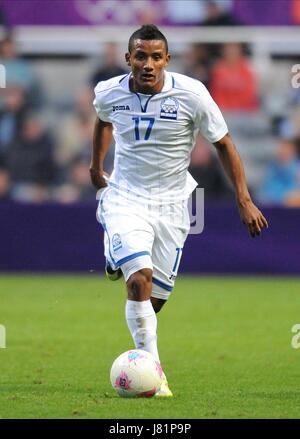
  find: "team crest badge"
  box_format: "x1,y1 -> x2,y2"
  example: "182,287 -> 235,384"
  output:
112,233 -> 122,251
160,97 -> 179,120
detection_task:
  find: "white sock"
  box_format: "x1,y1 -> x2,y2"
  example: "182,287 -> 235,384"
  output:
125,299 -> 160,362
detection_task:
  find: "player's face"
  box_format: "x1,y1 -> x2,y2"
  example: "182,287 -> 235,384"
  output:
126,39 -> 170,94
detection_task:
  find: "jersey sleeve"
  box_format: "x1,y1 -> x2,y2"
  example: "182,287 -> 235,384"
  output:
194,83 -> 228,143
93,83 -> 111,122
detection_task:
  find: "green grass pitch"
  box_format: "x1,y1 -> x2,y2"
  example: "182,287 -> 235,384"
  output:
1,274 -> 300,419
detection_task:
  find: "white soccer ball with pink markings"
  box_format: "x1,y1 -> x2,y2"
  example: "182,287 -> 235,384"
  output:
110,349 -> 163,398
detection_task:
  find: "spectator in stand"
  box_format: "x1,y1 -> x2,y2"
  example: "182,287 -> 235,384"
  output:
90,42 -> 128,89
183,43 -> 210,88
257,138 -> 300,206
7,113 -> 57,202
53,154 -> 96,204
279,108 -> 300,152
188,135 -> 233,200
210,43 -> 259,112
296,137 -> 300,159
0,34 -> 31,89
0,166 -> 11,200
0,86 -> 28,164
202,1 -> 241,26
0,34 -> 42,108
55,87 -> 95,174
54,87 -> 114,202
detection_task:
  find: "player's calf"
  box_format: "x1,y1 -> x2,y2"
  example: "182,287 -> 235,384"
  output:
126,269 -> 152,301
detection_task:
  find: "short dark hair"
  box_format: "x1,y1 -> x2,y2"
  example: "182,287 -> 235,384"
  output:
128,24 -> 168,53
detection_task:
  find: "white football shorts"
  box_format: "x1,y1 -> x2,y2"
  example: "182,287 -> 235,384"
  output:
97,187 -> 190,300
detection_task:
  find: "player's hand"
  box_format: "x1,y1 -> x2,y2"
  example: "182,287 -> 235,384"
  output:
89,168 -> 109,190
238,199 -> 269,238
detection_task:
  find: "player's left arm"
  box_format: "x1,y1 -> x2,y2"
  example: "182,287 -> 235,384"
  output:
213,133 -> 268,238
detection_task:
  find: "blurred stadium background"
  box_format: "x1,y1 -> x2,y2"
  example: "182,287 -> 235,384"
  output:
0,0 -> 299,274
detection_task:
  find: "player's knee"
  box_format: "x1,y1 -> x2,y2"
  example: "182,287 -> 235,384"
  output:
127,269 -> 152,301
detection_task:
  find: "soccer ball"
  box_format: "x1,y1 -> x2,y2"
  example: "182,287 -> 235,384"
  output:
110,349 -> 163,398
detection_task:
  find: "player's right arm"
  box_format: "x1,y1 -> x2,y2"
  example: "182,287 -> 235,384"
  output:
192,78 -> 268,238
89,117 -> 113,190
213,133 -> 268,238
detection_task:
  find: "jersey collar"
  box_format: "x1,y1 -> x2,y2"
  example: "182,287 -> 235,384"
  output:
120,70 -> 173,94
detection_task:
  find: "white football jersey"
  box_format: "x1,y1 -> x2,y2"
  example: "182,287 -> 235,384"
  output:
93,70 -> 228,204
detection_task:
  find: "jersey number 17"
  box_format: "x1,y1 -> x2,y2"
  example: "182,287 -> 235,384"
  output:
132,117 -> 155,141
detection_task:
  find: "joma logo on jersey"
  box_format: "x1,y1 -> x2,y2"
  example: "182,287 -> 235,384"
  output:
113,105 -> 130,111
160,97 -> 179,120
